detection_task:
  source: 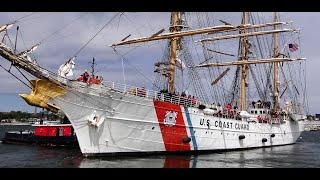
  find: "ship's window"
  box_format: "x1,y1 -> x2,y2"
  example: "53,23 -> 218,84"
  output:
255,111 -> 258,114
251,111 -> 254,113
260,111 -> 263,114
263,111 -> 265,114
152,127 -> 155,130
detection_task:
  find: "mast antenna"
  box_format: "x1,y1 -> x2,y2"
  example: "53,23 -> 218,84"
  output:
14,26 -> 19,54
89,57 -> 97,76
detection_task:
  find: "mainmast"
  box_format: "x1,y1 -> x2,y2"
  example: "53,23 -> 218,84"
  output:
240,12 -> 249,111
168,12 -> 182,93
273,12 -> 280,111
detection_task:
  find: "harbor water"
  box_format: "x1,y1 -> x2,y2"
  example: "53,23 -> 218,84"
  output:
1,124 -> 320,168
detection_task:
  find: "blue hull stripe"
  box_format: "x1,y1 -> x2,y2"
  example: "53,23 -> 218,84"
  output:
184,106 -> 198,151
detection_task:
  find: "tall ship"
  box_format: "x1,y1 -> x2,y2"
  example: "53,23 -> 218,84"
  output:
0,12 -> 308,156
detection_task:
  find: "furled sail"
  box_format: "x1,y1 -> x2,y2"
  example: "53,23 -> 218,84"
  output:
176,50 -> 186,69
0,23 -> 14,33
58,57 -> 76,78
18,43 -> 40,65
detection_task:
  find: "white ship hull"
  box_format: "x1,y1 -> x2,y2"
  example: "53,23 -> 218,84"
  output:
51,83 -> 305,157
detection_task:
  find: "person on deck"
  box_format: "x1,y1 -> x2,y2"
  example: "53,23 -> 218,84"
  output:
137,87 -> 147,97
95,76 -> 101,84
252,101 -> 256,108
83,70 -> 90,83
140,87 -> 146,97
77,74 -> 84,82
217,103 -> 222,117
226,103 -> 232,110
191,96 -> 197,106
89,76 -> 95,84
256,100 -> 262,108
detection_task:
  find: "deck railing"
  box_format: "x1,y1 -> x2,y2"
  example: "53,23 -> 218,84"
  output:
67,79 -> 200,108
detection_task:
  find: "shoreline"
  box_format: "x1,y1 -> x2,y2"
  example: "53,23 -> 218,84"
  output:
0,123 -> 31,126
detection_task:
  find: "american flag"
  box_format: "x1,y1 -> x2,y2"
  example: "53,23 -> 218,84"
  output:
288,43 -> 299,52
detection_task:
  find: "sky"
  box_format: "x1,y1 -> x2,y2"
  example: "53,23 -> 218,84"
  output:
0,12 -> 318,114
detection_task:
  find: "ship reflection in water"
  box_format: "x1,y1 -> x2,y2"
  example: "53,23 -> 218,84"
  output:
78,140 -> 320,168
79,155 -> 196,168
1,130 -> 320,168
76,146 -> 287,168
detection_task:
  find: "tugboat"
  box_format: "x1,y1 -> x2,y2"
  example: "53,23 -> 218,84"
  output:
2,116 -> 78,147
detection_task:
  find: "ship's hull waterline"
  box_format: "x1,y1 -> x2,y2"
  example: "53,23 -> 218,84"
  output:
51,85 -> 304,157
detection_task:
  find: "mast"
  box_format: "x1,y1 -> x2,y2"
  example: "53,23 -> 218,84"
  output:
168,12 -> 182,93
14,26 -> 19,53
90,57 -> 96,77
240,12 -> 249,111
273,12 -> 280,111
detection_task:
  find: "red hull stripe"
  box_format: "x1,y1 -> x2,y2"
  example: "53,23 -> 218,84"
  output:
153,100 -> 191,151
164,156 -> 191,168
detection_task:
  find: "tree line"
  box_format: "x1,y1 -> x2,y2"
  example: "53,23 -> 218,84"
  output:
0,111 -> 62,121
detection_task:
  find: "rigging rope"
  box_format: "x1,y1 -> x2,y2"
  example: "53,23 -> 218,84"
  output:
14,12 -> 36,23
0,63 -> 32,89
14,66 -> 33,86
38,13 -> 89,45
112,47 -> 160,90
71,12 -> 123,58
18,29 -> 38,63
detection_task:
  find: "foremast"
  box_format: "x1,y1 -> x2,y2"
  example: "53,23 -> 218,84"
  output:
240,12 -> 249,111
168,12 -> 182,93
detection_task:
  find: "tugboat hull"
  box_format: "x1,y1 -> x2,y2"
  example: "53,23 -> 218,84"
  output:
1,125 -> 78,147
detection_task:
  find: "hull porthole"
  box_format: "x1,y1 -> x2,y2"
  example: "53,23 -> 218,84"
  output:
270,134 -> 275,138
262,138 -> 268,143
198,104 -> 206,109
182,137 -> 191,143
239,135 -> 245,140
